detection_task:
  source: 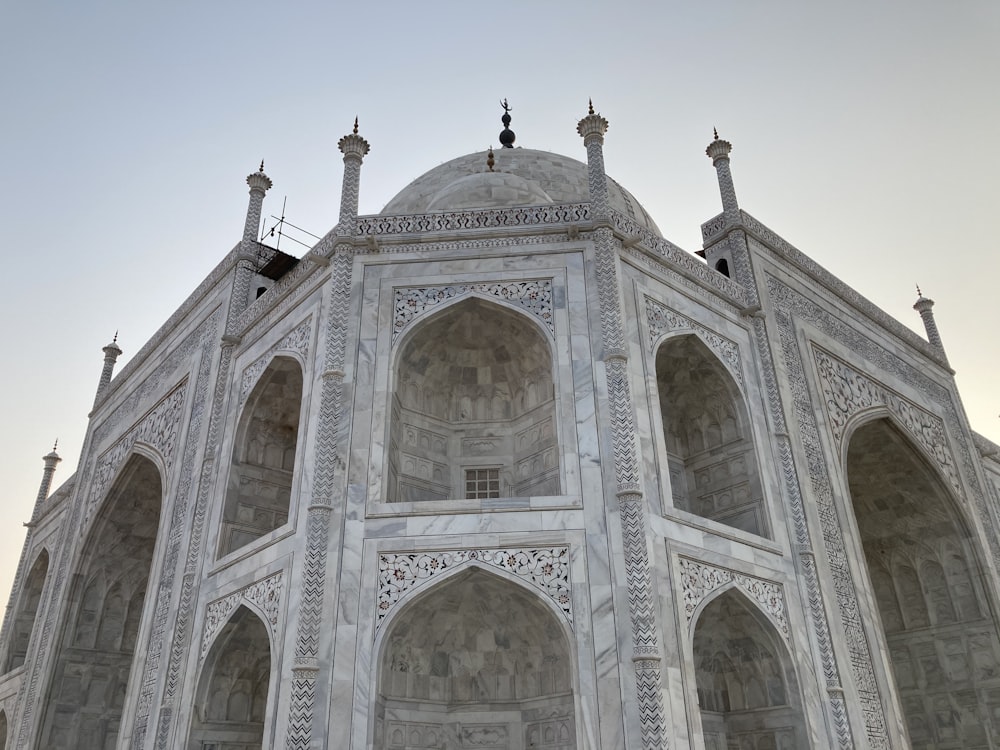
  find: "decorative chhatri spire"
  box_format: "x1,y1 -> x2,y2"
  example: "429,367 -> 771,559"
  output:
499,99 -> 516,148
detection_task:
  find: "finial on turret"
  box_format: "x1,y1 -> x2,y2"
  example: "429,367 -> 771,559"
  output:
713,127 -> 719,140
487,146 -> 495,172
52,438 -> 58,452
353,116 -> 359,135
259,160 -> 265,172
913,285 -> 947,360
499,99 -> 516,148
588,99 -> 594,115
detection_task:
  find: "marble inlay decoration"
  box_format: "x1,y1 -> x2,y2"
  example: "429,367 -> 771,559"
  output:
812,345 -> 960,492
645,297 -> 743,387
392,280 -> 553,343
679,557 -> 789,639
200,571 -> 283,659
239,316 -> 313,404
376,548 -> 571,630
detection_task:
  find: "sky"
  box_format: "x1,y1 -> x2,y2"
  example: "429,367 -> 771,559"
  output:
0,1 -> 997,608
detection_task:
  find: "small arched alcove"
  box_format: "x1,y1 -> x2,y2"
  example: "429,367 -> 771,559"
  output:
375,567 -> 576,749
39,453 -> 163,749
656,334 -> 768,537
693,589 -> 807,748
0,708 -> 7,750
3,548 -> 49,671
187,605 -> 271,750
846,417 -> 1000,748
219,355 -> 303,557
388,298 -> 559,502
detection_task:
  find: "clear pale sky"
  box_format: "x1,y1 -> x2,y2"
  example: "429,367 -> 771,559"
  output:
1,1 -> 997,607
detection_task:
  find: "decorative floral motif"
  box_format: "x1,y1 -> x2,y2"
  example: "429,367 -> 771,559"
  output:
377,547 -> 571,630
239,317 -> 313,404
813,346 -> 960,492
393,280 -> 553,343
357,203 -> 590,237
679,557 -> 789,639
201,572 -> 283,659
645,298 -> 743,387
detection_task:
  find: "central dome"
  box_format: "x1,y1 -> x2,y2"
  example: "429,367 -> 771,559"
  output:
381,147 -> 661,236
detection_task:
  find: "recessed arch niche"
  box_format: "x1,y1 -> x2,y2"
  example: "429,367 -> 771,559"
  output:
3,548 -> 48,671
375,567 -> 576,749
39,453 -> 162,749
187,605 -> 271,750
0,709 -> 7,750
692,589 -> 807,749
388,298 -> 559,502
846,418 -> 1000,748
656,334 -> 768,537
219,355 -> 303,557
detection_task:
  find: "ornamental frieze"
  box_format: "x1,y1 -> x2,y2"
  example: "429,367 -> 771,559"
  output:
393,280 -> 554,343
377,547 -> 571,632
812,345 -> 959,492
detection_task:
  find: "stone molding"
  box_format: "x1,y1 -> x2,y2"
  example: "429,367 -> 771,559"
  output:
812,345 -> 960,492
239,316 -> 313,405
678,557 -> 789,640
644,297 -> 743,388
392,280 -> 554,344
200,571 -> 283,660
376,547 -> 571,632
357,203 -> 591,238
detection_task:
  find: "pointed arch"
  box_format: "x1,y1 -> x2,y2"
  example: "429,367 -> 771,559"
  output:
3,547 -> 49,671
373,566 -> 576,749
188,605 -> 272,750
388,297 -> 561,502
691,589 -> 807,748
219,354 -> 303,557
846,417 -> 1000,748
39,453 -> 163,749
655,333 -> 769,537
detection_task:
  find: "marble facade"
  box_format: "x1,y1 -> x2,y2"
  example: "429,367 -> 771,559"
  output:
1,107 -> 999,750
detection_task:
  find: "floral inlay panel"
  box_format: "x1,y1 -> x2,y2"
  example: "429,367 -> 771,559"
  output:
679,557 -> 788,639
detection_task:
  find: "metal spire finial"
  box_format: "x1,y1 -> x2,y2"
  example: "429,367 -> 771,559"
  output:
353,116 -> 359,135
259,160 -> 265,172
916,284 -> 922,297
588,99 -> 594,115
499,99 -> 515,148
713,127 -> 719,140
52,438 -> 58,452
113,330 -> 118,343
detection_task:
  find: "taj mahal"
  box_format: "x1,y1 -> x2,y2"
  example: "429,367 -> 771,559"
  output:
1,102 -> 999,749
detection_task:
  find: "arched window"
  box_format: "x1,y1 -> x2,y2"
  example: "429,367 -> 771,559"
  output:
656,335 -> 768,537
847,418 -> 1000,748
693,590 -> 807,747
389,299 -> 559,502
39,455 -> 162,749
219,356 -> 303,557
3,548 -> 48,671
376,568 -> 575,749
188,605 -> 271,749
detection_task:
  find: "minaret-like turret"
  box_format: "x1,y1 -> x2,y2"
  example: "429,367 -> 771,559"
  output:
336,117 -> 370,238
706,128 -> 740,217
576,99 -> 611,222
94,333 -> 122,407
914,286 -> 948,363
31,440 -> 61,523
244,161 -> 273,247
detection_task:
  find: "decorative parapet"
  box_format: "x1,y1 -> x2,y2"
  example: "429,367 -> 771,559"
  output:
356,203 -> 591,237
700,212 -> 728,244
392,280 -> 553,343
200,571 -> 283,660
678,557 -> 789,639
376,547 -> 571,632
742,211 -> 947,367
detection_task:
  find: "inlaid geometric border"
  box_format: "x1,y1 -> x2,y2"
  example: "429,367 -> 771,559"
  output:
376,547 -> 571,633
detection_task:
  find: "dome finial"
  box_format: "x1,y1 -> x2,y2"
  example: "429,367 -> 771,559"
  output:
588,98 -> 594,115
499,99 -> 516,148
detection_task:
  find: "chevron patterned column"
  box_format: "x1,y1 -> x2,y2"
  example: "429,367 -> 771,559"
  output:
579,104 -> 667,750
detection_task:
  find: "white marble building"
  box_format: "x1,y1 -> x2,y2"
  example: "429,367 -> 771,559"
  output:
2,104 -> 1000,750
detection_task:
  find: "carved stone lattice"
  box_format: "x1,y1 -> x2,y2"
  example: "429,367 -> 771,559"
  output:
377,547 -> 571,630
812,345 -> 960,492
645,298 -> 743,387
678,558 -> 789,639
201,572 -> 283,659
356,203 -> 590,237
392,280 -> 553,343
239,317 -> 313,404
